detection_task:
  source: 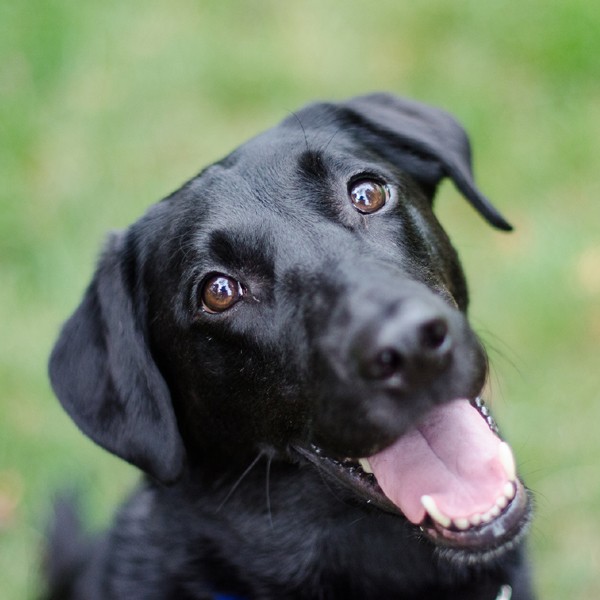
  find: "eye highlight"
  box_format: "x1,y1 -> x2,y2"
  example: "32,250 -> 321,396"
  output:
349,179 -> 389,214
199,273 -> 244,313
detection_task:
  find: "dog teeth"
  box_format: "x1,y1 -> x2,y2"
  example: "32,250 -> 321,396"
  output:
467,483 -> 517,527
358,458 -> 373,474
469,513 -> 482,527
503,481 -> 516,500
479,509 -> 494,524
453,517 -> 470,530
420,495 -> 451,528
496,494 -> 509,509
422,479 -> 517,532
482,504 -> 501,521
498,442 -> 517,482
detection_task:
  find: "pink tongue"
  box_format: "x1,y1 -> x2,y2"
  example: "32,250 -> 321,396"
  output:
368,399 -> 508,524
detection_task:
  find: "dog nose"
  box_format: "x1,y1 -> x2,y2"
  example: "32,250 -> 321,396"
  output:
357,304 -> 453,384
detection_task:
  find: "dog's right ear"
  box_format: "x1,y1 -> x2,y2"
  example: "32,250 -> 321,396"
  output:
340,93 -> 514,232
49,231 -> 185,484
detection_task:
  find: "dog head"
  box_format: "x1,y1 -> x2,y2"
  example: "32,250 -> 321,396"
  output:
49,94 -> 529,558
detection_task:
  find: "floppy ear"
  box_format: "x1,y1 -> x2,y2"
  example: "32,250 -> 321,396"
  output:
342,93 -> 513,231
49,231 -> 185,483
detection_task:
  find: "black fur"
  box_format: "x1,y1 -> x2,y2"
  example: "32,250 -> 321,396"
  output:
46,94 -> 533,599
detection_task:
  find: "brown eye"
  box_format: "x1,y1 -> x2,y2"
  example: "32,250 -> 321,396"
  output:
349,180 -> 388,214
200,274 -> 243,313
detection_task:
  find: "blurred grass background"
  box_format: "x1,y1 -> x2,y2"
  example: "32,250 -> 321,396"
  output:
1,0 -> 599,597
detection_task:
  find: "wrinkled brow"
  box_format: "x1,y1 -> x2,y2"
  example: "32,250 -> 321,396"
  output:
207,228 -> 276,279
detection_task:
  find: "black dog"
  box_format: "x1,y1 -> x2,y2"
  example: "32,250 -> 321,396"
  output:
46,94 -> 534,599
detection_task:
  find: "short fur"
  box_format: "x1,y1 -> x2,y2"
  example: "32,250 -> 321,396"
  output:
46,94 -> 533,599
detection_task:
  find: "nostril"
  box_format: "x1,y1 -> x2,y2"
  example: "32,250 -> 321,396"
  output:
419,318 -> 449,352
366,347 -> 404,380
355,313 -> 453,382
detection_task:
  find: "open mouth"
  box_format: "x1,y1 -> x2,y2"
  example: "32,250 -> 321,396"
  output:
295,397 -> 530,555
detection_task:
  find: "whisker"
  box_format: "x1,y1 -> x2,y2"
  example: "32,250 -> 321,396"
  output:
265,454 -> 273,529
287,110 -> 310,153
475,325 -> 525,379
216,452 -> 264,512
347,515 -> 368,527
312,462 -> 349,508
321,125 -> 343,156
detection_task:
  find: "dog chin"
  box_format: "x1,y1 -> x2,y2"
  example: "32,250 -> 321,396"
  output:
294,396 -> 532,561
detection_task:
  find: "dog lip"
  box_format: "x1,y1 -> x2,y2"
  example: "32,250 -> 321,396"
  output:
294,442 -> 532,555
292,397 -> 532,555
292,444 -> 401,515
419,479 -> 531,551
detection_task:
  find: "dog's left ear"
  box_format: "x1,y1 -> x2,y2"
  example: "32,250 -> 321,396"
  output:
49,230 -> 185,484
342,93 -> 513,231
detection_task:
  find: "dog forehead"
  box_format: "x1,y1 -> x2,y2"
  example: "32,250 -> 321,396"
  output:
175,162 -> 330,261
174,139 -> 359,226
213,102 -> 371,178
164,99 -> 397,230
144,102 -> 437,272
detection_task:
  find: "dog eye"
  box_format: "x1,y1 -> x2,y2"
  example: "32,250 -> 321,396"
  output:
349,180 -> 389,214
200,274 -> 244,313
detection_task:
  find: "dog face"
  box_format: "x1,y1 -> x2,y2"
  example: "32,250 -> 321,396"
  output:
49,94 -> 529,559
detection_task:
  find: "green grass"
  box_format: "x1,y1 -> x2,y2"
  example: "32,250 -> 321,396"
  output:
2,1 -> 599,597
